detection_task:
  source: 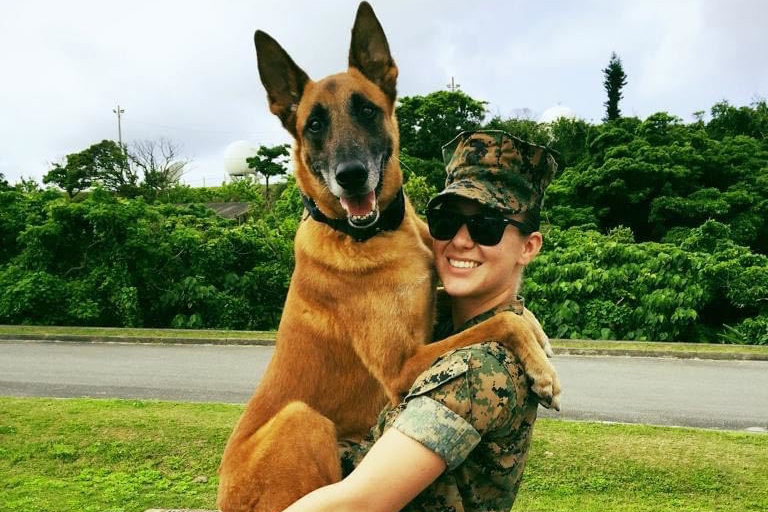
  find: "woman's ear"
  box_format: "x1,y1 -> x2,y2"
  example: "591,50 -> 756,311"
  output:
518,232 -> 543,266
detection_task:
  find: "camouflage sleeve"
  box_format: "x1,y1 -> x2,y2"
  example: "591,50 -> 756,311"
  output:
393,395 -> 481,470
393,344 -> 517,470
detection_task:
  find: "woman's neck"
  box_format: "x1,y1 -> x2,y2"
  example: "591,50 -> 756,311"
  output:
451,286 -> 519,330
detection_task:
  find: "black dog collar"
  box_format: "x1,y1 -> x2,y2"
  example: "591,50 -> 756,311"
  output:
301,189 -> 405,242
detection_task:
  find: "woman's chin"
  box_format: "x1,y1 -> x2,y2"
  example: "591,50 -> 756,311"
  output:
441,278 -> 480,299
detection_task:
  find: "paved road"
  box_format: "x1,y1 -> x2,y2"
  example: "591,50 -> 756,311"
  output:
1,340 -> 766,432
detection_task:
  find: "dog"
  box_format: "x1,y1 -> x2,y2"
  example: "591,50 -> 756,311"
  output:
217,4 -> 560,511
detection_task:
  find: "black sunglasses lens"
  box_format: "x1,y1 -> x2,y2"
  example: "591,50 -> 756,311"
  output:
467,217 -> 506,245
427,211 -> 462,240
428,210 -> 508,245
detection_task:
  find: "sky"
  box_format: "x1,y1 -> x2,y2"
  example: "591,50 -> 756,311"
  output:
1,0 -> 767,187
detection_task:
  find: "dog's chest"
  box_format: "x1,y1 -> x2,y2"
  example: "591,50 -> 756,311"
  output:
294,229 -> 434,308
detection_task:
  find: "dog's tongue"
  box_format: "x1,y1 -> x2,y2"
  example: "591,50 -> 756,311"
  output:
340,191 -> 376,216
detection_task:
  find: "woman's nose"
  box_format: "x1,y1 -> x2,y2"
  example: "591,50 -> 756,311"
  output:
451,223 -> 475,249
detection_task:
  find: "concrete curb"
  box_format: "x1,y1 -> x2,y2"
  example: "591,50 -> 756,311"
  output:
2,333 -> 767,361
553,347 -> 768,361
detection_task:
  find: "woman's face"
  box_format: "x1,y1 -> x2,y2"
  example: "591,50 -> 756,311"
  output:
432,199 -> 542,304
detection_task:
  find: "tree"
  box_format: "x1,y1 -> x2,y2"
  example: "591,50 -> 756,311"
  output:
43,140 -> 133,198
548,116 -> 593,168
707,100 -> 768,140
483,116 -> 551,146
15,176 -> 41,194
246,144 -> 290,202
545,102 -> 768,250
0,172 -> 9,191
128,138 -> 189,201
43,151 -> 94,199
397,91 -> 487,160
603,52 -> 628,122
91,140 -> 140,197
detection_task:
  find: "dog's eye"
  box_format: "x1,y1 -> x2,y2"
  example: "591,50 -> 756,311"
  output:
308,119 -> 323,133
361,106 -> 375,118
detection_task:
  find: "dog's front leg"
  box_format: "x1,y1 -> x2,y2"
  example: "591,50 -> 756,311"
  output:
391,311 -> 561,410
522,306 -> 553,357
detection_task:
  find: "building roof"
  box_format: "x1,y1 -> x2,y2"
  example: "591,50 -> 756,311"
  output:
203,202 -> 251,220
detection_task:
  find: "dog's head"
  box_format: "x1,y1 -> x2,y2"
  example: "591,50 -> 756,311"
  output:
255,2 -> 400,227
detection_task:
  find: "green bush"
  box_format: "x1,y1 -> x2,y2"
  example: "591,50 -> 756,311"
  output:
525,221 -> 767,343
0,182 -> 299,329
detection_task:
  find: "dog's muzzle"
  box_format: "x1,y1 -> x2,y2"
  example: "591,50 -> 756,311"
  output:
335,162 -> 380,227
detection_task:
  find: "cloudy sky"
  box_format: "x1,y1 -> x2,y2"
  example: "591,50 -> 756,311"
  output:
1,0 -> 766,187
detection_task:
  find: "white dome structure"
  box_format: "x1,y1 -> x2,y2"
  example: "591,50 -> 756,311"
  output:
224,140 -> 259,177
539,105 -> 577,124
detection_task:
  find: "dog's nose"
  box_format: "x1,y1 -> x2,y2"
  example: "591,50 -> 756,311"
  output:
335,162 -> 368,190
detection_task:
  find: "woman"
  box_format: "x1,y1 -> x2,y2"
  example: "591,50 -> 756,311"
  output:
284,130 -> 559,512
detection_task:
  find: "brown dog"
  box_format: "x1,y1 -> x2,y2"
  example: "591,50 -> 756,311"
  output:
217,4 -> 560,511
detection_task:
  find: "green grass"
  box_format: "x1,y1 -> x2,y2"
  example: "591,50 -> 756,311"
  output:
1,398 -> 766,512
0,324 -> 276,341
3,324 -> 768,359
516,420 -> 768,512
0,397 -> 234,512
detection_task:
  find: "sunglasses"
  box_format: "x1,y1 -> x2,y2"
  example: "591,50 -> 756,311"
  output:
426,209 -> 528,246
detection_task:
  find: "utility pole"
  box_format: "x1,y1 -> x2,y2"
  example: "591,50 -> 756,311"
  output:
447,76 -> 461,92
113,104 -> 125,152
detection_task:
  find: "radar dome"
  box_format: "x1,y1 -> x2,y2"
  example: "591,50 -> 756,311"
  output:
539,105 -> 576,124
224,141 -> 259,177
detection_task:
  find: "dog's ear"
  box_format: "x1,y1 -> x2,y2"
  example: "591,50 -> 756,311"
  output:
255,30 -> 310,137
348,2 -> 398,103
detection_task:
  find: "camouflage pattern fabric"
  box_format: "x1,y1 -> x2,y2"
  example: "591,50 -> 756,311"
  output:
339,301 -> 538,511
427,130 -> 558,215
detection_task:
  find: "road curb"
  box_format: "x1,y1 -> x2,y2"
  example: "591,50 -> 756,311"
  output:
554,347 -> 768,361
2,333 -> 766,361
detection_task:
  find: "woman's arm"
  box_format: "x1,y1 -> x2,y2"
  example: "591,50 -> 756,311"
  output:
283,428 -> 446,512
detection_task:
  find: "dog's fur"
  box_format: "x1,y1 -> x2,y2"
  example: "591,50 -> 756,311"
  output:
217,4 -> 559,511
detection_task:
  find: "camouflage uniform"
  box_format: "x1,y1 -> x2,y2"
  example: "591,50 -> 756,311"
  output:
339,131 -> 557,510
339,298 -> 538,512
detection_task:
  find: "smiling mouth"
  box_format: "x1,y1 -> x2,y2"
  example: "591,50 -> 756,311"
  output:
340,191 -> 380,228
448,258 -> 480,269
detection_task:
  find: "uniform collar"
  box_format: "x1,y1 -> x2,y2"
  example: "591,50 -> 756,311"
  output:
432,294 -> 526,342
453,296 -> 526,335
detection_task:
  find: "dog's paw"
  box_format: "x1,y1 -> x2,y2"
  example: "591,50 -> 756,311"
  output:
528,360 -> 561,411
490,311 -> 561,409
540,335 -> 554,359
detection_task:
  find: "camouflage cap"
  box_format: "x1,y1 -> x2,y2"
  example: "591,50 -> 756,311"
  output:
427,130 -> 558,215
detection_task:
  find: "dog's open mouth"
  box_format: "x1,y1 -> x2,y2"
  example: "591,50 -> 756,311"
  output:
340,191 -> 380,228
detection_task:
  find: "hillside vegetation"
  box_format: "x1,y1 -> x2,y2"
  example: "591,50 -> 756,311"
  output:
1,95 -> 766,344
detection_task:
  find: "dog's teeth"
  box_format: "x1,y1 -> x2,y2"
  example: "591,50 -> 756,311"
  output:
347,208 -> 380,228
351,211 -> 375,221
